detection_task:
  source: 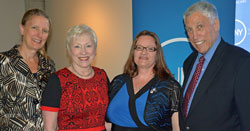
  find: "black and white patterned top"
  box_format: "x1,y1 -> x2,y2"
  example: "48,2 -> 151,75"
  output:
0,45 -> 55,131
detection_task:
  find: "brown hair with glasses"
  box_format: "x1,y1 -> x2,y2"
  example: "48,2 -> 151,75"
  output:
123,30 -> 173,80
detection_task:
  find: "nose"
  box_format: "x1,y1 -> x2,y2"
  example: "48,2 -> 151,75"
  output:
37,29 -> 43,38
36,28 -> 48,39
80,47 -> 87,54
192,30 -> 199,41
141,48 -> 148,54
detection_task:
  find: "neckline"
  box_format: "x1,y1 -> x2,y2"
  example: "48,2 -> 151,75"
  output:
71,64 -> 94,78
127,75 -> 157,98
66,67 -> 95,80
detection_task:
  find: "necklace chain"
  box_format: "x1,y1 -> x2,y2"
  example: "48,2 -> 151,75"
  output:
71,64 -> 93,78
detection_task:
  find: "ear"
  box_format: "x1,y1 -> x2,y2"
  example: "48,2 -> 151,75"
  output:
213,18 -> 220,32
19,24 -> 24,35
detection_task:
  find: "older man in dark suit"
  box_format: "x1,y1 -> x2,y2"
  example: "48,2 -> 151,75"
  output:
179,1 -> 250,131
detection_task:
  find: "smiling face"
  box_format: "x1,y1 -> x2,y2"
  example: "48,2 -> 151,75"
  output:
134,35 -> 157,70
185,11 -> 219,54
19,15 -> 49,52
69,33 -> 96,69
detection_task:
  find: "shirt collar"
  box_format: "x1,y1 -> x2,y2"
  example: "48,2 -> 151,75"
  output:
198,35 -> 221,61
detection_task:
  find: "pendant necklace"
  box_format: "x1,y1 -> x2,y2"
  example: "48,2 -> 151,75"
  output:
71,64 -> 93,78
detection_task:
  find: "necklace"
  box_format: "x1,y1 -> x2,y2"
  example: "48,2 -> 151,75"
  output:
71,64 -> 94,78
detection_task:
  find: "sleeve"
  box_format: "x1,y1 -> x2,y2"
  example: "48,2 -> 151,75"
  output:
235,57 -> 250,131
106,74 -> 110,87
102,70 -> 111,122
41,73 -> 62,112
48,58 -> 56,73
102,69 -> 110,87
170,79 -> 181,114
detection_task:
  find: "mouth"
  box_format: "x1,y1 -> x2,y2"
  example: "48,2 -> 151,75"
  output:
32,38 -> 42,44
79,56 -> 89,61
139,56 -> 148,60
195,40 -> 204,45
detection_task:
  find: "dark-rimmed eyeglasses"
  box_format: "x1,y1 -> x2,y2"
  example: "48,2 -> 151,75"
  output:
134,45 -> 157,52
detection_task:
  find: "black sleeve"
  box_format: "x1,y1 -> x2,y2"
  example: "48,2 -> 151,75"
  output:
41,73 -> 62,108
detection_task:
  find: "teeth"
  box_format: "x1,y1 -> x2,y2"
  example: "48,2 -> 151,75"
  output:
196,41 -> 203,45
32,38 -> 41,43
79,57 -> 88,61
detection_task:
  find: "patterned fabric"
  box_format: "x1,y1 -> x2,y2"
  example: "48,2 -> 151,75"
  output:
41,67 -> 109,130
182,56 -> 205,117
0,45 -> 55,131
108,74 -> 180,131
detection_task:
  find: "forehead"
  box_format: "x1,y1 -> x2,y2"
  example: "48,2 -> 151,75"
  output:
73,33 -> 93,43
185,11 -> 210,26
26,15 -> 49,26
137,35 -> 156,46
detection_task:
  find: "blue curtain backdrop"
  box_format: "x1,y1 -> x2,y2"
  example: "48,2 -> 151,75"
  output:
235,0 -> 250,52
132,0 -> 235,85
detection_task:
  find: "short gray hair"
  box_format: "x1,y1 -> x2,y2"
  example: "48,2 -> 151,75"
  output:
66,24 -> 97,51
184,1 -> 218,24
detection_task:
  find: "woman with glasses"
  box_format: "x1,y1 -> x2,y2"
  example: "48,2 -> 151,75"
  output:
106,30 -> 180,131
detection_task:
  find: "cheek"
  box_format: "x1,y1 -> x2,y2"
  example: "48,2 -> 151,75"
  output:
151,54 -> 157,62
134,55 -> 139,61
187,33 -> 193,39
133,52 -> 139,60
42,34 -> 49,40
187,36 -> 195,44
70,49 -> 79,57
88,48 -> 96,56
190,42 -> 197,48
133,53 -> 139,61
70,53 -> 77,59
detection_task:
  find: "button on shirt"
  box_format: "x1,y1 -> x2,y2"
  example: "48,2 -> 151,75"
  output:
183,36 -> 221,114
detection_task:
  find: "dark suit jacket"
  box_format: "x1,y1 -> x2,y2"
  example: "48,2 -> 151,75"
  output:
179,39 -> 250,131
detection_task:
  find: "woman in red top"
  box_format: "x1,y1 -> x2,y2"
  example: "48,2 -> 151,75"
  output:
41,24 -> 109,131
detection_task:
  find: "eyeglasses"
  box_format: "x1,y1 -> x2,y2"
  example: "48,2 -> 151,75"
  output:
134,45 -> 157,52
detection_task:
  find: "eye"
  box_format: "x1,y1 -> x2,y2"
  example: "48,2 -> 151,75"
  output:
186,27 -> 192,33
74,44 -> 81,48
32,26 -> 37,30
86,44 -> 93,48
42,29 -> 49,33
135,45 -> 143,50
148,47 -> 156,52
197,24 -> 203,30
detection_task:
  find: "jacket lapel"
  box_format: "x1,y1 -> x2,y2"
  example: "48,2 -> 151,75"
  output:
187,40 -> 227,118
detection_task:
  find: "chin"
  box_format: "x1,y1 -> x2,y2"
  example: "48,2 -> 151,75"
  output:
80,64 -> 91,68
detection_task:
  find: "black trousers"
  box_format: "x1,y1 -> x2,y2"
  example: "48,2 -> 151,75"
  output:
112,124 -> 155,131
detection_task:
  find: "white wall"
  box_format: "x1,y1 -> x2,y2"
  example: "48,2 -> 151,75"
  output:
0,0 -> 25,52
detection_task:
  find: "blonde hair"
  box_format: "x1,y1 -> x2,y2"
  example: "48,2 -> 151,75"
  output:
66,24 -> 97,52
21,8 -> 51,59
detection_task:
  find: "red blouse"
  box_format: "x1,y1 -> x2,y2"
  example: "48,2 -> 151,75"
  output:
41,67 -> 109,131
